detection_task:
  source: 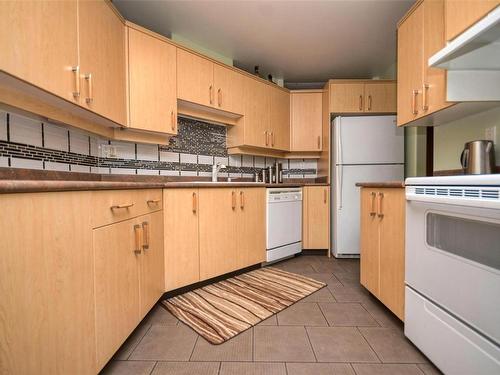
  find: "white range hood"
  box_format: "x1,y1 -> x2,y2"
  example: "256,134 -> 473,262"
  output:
429,6 -> 500,102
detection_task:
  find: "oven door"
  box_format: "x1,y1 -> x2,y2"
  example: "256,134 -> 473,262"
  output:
406,196 -> 500,345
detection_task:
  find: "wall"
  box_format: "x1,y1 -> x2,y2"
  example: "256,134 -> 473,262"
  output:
405,127 -> 427,177
434,106 -> 500,171
0,110 -> 317,178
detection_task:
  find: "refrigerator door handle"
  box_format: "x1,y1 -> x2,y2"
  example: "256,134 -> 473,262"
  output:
338,165 -> 343,210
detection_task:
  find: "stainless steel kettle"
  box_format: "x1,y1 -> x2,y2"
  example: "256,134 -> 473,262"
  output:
460,140 -> 496,175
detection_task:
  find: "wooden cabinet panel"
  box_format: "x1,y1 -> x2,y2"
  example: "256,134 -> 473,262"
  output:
0,192 -> 95,375
213,63 -> 244,115
128,27 -> 177,134
140,211 -> 165,315
378,188 -> 405,321
237,188 -> 266,268
199,188 -> 238,280
93,218 -> 141,370
79,0 -> 127,125
330,83 -> 365,113
270,87 -> 291,151
291,91 -> 323,151
397,4 -> 424,126
360,189 -> 380,296
177,49 -> 214,107
243,78 -> 270,148
164,188 -> 200,291
0,1 -> 79,103
445,0 -> 500,41
364,83 -> 397,113
303,186 -> 330,250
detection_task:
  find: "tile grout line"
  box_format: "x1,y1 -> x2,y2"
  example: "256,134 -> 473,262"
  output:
359,302 -> 382,327
316,302 -> 332,327
303,326 -> 319,363
125,324 -> 153,360
148,361 -> 158,375
356,326 -> 382,364
188,334 -> 199,361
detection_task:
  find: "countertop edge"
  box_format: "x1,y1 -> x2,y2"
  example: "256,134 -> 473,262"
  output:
355,181 -> 405,188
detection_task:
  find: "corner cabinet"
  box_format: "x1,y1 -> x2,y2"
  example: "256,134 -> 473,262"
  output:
360,187 -> 405,320
397,0 -> 450,126
127,26 -> 177,134
303,186 -> 330,254
329,80 -> 396,114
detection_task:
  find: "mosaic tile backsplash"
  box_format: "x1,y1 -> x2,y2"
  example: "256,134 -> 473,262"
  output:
0,110 -> 317,178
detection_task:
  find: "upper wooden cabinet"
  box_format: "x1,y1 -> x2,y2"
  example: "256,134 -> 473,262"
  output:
241,77 -> 271,148
397,0 -> 450,126
360,187 -> 405,320
177,49 -> 244,115
329,80 -> 396,114
127,26 -> 177,134
445,0 -> 500,41
303,186 -> 330,253
0,1 -> 79,103
78,0 -> 127,125
269,87 -> 291,151
291,90 -> 323,152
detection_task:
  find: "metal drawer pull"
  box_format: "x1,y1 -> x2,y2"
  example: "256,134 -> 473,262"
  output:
85,73 -> 93,104
218,88 -> 222,107
271,132 -> 275,147
411,89 -> 418,115
359,95 -> 363,110
317,136 -> 321,150
232,191 -> 236,210
240,191 -> 245,209
265,131 -> 269,146
370,191 -> 376,216
422,83 -> 429,111
323,188 -> 327,204
192,192 -> 197,213
147,199 -> 161,205
171,110 -> 175,131
209,85 -> 213,104
142,221 -> 149,250
368,95 -> 372,111
377,192 -> 384,218
72,66 -> 80,98
134,224 -> 142,254
110,202 -> 135,210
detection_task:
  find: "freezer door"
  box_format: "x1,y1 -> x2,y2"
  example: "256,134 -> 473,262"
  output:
332,164 -> 404,257
334,116 -> 404,165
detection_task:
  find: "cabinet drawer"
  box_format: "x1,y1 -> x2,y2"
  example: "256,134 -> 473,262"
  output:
91,189 -> 162,228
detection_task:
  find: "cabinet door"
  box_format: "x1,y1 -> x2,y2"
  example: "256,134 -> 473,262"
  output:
199,188 -> 238,280
378,188 -> 405,321
177,49 -> 214,107
397,4 -> 424,126
94,218 -> 141,370
213,63 -> 244,114
445,0 -> 500,41
291,92 -> 323,151
0,192 -> 95,375
329,83 -> 365,113
79,0 -> 127,125
359,189 -> 380,296
270,87 -> 291,151
304,186 -> 330,249
423,0 -> 451,116
164,188 -> 200,291
243,78 -> 270,148
0,1 -> 79,103
237,188 -> 266,268
364,83 -> 397,113
140,211 -> 165,316
128,27 -> 177,134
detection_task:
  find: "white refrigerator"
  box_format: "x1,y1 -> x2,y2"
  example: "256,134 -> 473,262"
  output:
330,115 -> 404,258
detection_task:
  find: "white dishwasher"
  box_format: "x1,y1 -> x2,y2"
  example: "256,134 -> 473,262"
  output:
266,187 -> 302,263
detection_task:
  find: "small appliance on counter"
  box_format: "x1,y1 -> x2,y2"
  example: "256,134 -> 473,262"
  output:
460,140 -> 496,175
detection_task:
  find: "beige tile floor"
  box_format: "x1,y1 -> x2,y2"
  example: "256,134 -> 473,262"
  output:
100,255 -> 443,375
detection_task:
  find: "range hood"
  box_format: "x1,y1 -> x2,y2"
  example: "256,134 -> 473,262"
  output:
429,6 -> 500,102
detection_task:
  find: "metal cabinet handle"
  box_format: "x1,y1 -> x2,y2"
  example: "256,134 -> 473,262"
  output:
265,131 -> 269,146
317,136 -> 321,150
323,188 -> 327,204
192,192 -> 197,213
72,66 -> 80,98
370,191 -> 376,216
142,221 -> 149,250
271,132 -> 275,147
412,89 -> 418,115
422,84 -> 429,111
111,202 -> 135,210
218,88 -> 222,107
377,192 -> 384,218
209,85 -> 213,105
147,199 -> 161,205
240,191 -> 245,209
134,224 -> 142,254
231,191 -> 236,210
171,110 -> 176,131
359,95 -> 363,111
85,73 -> 93,104
367,95 -> 372,111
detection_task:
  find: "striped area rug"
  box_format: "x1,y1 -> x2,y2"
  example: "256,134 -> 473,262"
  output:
162,266 -> 325,344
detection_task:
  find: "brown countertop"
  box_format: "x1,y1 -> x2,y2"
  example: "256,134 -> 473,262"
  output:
0,168 -> 329,193
355,181 -> 405,188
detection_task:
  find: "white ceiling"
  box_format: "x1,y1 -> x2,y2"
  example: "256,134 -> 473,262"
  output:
114,0 -> 414,85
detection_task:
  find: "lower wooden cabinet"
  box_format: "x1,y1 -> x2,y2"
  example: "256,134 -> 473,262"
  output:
303,186 -> 330,252
0,192 -> 96,375
360,187 -> 405,320
199,188 -> 266,280
93,210 -> 164,371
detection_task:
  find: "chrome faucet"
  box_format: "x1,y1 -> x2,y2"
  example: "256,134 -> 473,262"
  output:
211,162 -> 226,182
